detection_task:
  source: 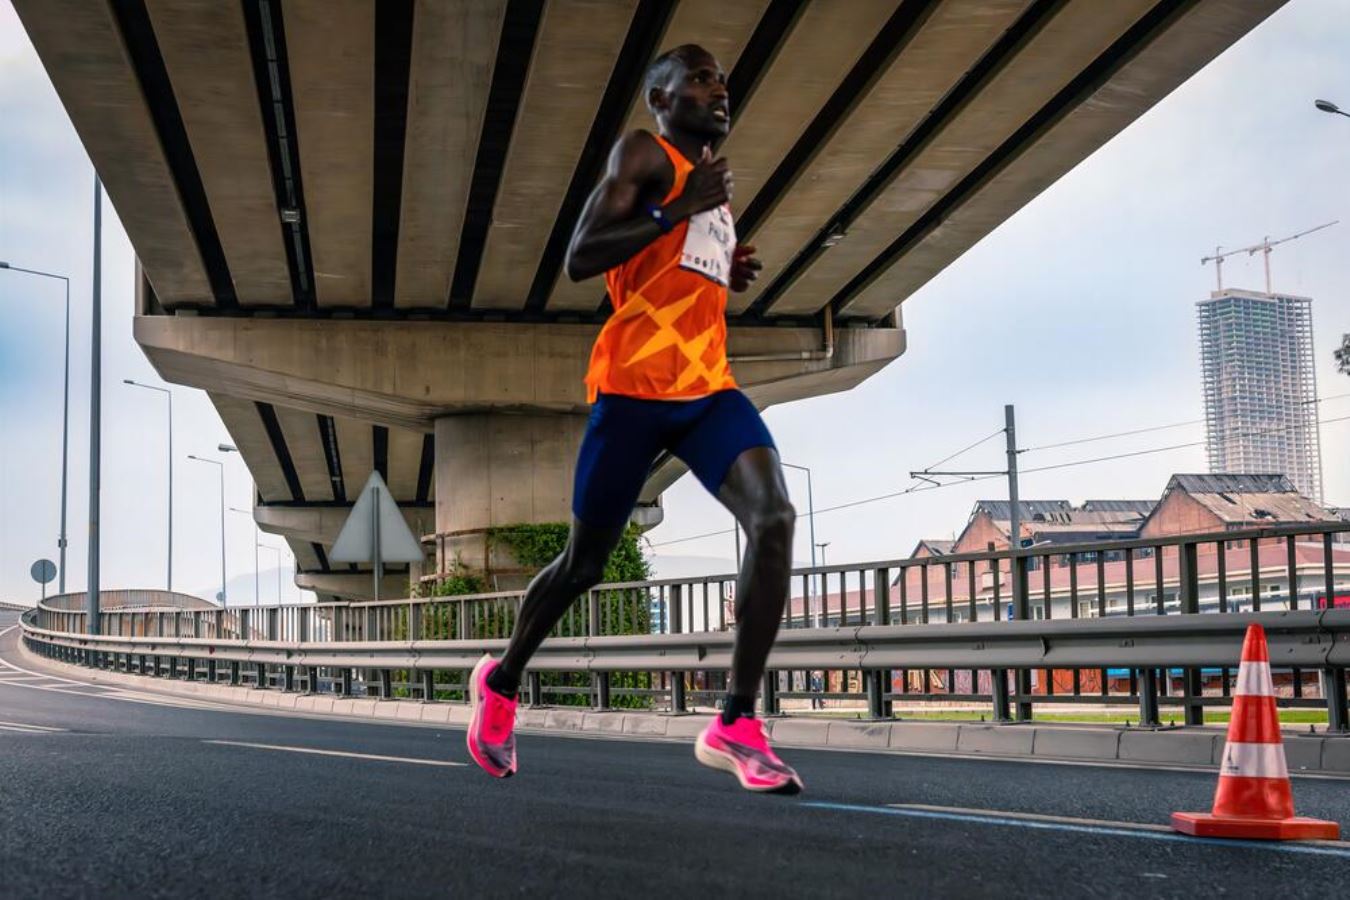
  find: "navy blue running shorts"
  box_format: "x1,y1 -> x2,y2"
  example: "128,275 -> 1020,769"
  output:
572,390 -> 776,529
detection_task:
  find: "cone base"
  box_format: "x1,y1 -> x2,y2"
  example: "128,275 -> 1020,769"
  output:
1171,811 -> 1340,841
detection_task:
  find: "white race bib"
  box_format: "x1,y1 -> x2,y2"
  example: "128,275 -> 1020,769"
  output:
680,204 -> 736,287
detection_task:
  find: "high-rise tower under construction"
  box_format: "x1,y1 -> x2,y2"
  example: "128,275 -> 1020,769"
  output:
1197,289 -> 1323,501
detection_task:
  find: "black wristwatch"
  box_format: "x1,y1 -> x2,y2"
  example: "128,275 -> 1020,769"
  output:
646,203 -> 675,234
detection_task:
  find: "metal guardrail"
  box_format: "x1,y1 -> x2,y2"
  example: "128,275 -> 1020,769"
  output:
18,522 -> 1350,730
41,590 -> 218,613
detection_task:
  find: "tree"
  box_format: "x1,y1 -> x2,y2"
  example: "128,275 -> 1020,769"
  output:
1337,333 -> 1350,377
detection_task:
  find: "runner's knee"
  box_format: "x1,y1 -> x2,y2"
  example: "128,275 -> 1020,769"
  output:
746,499 -> 795,550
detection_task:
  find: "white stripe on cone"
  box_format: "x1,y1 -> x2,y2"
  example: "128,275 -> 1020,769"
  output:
1219,741 -> 1288,779
1234,662 -> 1274,697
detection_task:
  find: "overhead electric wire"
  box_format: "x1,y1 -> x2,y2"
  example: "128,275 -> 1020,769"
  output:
1020,413 -> 1350,476
924,427 -> 1006,470
650,397 -> 1350,551
1020,391 -> 1350,453
651,425 -> 1010,549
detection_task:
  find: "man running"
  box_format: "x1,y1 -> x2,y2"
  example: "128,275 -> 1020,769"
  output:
466,44 -> 802,795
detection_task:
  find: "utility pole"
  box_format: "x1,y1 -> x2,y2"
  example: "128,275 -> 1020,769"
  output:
910,404 -> 1028,719
86,176 -> 102,635
1005,403 -> 1021,616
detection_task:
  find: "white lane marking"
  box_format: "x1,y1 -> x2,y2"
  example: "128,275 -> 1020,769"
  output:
803,802 -> 1350,858
890,803 -> 1177,832
0,723 -> 67,734
202,740 -> 467,768
0,719 -> 66,733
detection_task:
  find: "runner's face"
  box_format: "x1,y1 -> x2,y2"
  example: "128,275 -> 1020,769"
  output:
661,53 -> 729,138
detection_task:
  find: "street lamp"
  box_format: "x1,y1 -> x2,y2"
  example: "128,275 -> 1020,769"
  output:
187,454 -> 226,606
124,380 -> 173,590
0,262 -> 71,593
1315,99 -> 1350,118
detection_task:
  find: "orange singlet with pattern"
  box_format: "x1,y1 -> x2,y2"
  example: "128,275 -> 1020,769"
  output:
583,132 -> 738,403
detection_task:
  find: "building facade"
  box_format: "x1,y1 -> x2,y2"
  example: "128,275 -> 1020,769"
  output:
1197,290 -> 1323,501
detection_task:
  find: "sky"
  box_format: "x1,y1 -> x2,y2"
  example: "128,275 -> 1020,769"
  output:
2,0 -> 1348,604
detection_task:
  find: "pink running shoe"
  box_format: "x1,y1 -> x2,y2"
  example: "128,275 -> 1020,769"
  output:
695,716 -> 803,794
466,654 -> 518,778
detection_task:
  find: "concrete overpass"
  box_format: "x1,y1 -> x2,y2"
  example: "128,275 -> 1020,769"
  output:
15,0 -> 1284,599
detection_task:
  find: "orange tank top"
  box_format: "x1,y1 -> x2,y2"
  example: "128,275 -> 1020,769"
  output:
583,132 -> 738,403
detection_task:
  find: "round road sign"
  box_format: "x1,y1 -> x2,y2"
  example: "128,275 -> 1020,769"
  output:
30,558 -> 57,585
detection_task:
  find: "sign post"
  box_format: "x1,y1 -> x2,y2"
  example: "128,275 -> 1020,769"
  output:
329,472 -> 424,601
31,558 -> 57,601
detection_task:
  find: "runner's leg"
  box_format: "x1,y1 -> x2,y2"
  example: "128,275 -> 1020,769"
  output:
489,394 -> 659,696
492,518 -> 625,694
716,447 -> 795,715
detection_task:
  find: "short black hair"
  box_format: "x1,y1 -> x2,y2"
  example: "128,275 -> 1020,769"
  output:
643,44 -> 712,113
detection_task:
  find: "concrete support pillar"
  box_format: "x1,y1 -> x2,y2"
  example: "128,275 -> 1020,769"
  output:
433,412 -> 586,588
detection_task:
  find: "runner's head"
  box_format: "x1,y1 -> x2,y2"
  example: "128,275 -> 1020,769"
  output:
644,45 -> 729,139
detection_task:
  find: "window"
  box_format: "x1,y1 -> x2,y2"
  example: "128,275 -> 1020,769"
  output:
1078,601 -> 1100,618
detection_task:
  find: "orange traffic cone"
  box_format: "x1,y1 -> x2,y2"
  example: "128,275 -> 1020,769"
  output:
1171,623 -> 1339,840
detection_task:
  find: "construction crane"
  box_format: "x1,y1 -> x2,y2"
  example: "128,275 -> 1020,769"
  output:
1200,220 -> 1338,294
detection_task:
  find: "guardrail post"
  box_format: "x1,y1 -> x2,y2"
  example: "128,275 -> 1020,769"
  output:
306,666 -> 320,694
586,590 -> 609,707
167,656 -> 178,679
339,668 -> 353,696
283,665 -> 295,692
254,662 -> 267,689
1010,555 -> 1033,722
867,669 -> 888,720
1179,541 -> 1204,726
206,659 -> 217,683
379,668 -> 393,699
595,672 -> 611,710
422,669 -> 436,702
761,671 -> 779,716
669,586 -> 686,713
527,671 -> 542,708
991,668 -> 1012,723
186,658 -> 196,681
872,568 -> 893,719
229,661 -> 240,685
1326,668 -> 1348,734
1138,668 -> 1161,728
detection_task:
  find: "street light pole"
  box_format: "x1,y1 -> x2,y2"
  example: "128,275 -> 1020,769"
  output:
0,263 -> 71,593
188,455 -> 226,606
780,461 -> 818,619
87,175 -> 102,633
815,541 -> 830,628
257,544 -> 283,605
123,380 -> 173,590
228,507 -> 257,604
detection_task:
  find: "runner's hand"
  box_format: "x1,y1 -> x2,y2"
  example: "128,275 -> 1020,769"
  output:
730,243 -> 761,293
670,145 -> 731,219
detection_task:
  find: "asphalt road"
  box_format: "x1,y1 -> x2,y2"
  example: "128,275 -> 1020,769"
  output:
2,618 -> 1348,898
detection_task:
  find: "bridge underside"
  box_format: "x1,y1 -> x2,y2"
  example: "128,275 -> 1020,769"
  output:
15,0 -> 1284,598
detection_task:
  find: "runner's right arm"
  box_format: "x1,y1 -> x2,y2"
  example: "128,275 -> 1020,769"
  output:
566,132 -> 730,282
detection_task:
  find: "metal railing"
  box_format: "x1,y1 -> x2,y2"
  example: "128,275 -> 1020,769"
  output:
19,522 -> 1350,730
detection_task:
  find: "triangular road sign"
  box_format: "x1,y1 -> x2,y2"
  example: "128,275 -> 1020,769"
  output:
330,471 -> 424,564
